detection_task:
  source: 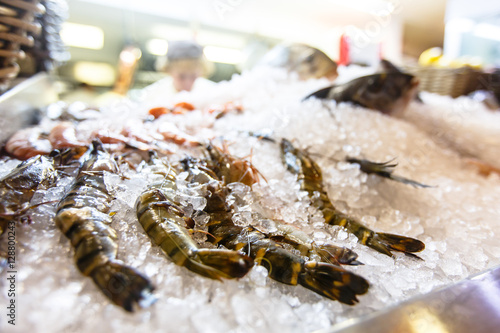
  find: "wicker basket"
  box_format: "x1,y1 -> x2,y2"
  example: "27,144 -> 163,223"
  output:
0,0 -> 44,92
477,71 -> 500,102
405,66 -> 481,98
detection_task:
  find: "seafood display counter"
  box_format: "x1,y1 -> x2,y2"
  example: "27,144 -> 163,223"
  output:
0,73 -> 58,142
1,68 -> 500,333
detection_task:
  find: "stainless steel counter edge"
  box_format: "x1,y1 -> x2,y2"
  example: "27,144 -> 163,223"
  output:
0,73 -> 59,143
315,265 -> 500,333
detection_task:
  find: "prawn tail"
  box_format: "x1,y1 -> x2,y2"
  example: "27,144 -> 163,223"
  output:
91,261 -> 156,312
371,232 -> 425,256
186,249 -> 254,280
298,261 -> 369,305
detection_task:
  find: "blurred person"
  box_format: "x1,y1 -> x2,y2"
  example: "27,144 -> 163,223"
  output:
155,40 -> 214,94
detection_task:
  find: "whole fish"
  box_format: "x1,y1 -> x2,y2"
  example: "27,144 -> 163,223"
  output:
258,43 -> 338,81
377,59 -> 423,103
304,72 -> 420,116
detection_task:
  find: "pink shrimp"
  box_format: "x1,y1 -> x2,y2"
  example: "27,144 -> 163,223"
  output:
156,122 -> 201,147
5,127 -> 52,160
121,124 -> 164,144
48,122 -> 88,149
92,129 -> 154,151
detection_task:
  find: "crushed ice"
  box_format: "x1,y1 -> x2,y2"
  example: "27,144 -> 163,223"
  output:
2,67 -> 500,332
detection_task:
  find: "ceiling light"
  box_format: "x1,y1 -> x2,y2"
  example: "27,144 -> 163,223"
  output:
73,62 -> 116,86
146,39 -> 169,56
119,46 -> 142,65
446,18 -> 475,33
197,31 -> 246,49
151,25 -> 192,41
474,23 -> 500,42
61,22 -> 104,50
331,0 -> 394,15
203,45 -> 244,64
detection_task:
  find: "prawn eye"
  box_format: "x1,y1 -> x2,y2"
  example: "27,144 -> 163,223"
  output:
49,149 -> 61,157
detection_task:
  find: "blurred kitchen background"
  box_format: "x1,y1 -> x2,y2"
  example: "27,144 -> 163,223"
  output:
6,0 -> 500,100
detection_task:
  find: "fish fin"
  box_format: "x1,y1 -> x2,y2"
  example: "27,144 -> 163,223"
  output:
303,86 -> 334,101
415,93 -> 424,103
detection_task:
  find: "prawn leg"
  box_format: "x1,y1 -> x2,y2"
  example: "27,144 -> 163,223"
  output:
346,157 -> 432,188
206,142 -> 262,186
266,222 -> 363,266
